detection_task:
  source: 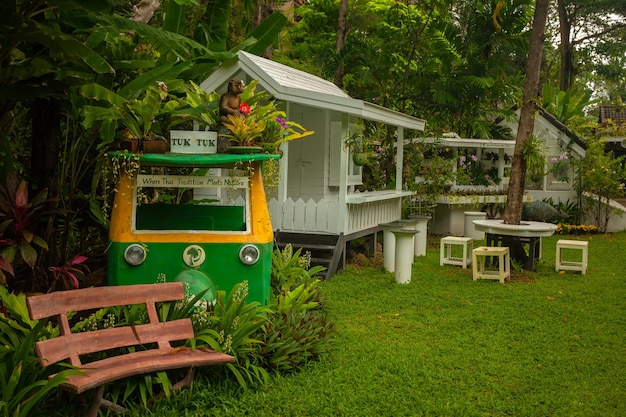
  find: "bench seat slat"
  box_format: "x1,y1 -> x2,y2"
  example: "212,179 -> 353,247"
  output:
56,348 -> 235,394
35,320 -> 195,366
27,283 -> 185,320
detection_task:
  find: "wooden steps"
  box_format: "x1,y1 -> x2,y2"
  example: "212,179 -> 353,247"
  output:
274,230 -> 345,280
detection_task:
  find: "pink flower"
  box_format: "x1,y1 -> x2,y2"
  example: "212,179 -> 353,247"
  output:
471,154 -> 478,162
276,117 -> 288,129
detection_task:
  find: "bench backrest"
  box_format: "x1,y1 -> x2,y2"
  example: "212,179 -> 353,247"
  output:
27,282 -> 194,368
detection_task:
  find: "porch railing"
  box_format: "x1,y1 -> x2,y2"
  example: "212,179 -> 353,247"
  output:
268,192 -> 408,235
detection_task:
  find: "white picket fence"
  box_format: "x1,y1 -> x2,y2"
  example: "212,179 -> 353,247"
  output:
268,197 -> 402,235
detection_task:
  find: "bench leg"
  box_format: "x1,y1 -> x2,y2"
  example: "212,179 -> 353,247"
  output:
146,367 -> 196,406
171,366 -> 195,391
87,385 -> 126,417
87,368 -> 196,414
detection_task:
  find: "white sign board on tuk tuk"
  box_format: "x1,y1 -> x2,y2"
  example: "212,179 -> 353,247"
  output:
169,130 -> 218,154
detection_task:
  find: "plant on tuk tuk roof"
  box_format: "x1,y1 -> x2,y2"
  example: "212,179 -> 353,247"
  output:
171,81 -> 221,131
263,116 -> 315,146
221,114 -> 267,146
80,80 -> 185,147
222,80 -> 314,147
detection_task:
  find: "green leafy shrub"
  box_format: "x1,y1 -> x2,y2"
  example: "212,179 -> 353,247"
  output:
542,197 -> 580,225
258,244 -> 335,373
190,281 -> 271,390
269,243 -> 325,296
0,286 -> 81,417
574,138 -> 626,232
260,310 -> 334,373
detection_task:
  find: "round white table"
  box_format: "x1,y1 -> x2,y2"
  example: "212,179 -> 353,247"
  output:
473,219 -> 557,271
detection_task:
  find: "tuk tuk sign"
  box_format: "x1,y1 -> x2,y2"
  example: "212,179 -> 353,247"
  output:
137,174 -> 248,189
170,130 -> 217,154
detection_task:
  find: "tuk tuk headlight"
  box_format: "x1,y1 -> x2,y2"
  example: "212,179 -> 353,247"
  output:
124,244 -> 146,266
239,244 -> 260,265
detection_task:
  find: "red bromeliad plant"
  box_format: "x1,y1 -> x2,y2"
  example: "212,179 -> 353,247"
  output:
0,174 -> 50,286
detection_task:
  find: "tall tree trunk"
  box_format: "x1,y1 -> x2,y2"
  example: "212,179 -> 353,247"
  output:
0,102 -> 17,183
255,1 -> 277,58
30,98 -> 62,289
503,0 -> 550,225
557,0 -> 574,91
334,0 -> 349,88
30,99 -> 61,197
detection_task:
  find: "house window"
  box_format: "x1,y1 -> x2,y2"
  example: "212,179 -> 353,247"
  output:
547,155 -> 572,191
329,121 -> 362,186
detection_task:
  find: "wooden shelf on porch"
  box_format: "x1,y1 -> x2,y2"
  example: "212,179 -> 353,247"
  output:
346,190 -> 414,204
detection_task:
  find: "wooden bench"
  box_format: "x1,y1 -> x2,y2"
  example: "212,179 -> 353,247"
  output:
26,282 -> 235,417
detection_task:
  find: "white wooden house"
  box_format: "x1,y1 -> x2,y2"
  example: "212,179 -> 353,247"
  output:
420,107 -> 588,235
200,51 -> 425,276
503,107 -> 587,202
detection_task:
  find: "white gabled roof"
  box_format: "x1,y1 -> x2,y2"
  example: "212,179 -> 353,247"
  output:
200,51 -> 425,131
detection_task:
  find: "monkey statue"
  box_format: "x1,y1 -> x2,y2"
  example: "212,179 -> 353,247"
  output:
219,79 -> 246,124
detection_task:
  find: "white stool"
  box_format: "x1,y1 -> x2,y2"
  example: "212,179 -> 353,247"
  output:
440,236 -> 473,268
472,246 -> 510,283
556,240 -> 588,274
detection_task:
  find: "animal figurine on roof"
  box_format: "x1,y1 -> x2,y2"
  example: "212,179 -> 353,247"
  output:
521,201 -> 567,223
219,79 -> 246,124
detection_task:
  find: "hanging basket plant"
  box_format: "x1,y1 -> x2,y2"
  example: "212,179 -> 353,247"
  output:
529,166 -> 545,183
352,152 -> 369,166
523,135 -> 548,183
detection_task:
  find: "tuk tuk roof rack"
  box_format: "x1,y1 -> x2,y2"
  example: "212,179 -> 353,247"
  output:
108,152 -> 280,167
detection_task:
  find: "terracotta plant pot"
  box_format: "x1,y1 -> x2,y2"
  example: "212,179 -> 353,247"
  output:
119,139 -> 140,152
142,140 -> 169,154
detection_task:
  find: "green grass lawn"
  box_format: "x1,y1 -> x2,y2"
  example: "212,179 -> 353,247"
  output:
117,233 -> 626,416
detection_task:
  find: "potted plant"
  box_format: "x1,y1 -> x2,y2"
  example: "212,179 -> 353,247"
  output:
218,80 -> 315,153
344,122 -> 371,166
220,114 -> 266,151
168,81 -> 221,154
171,81 -> 221,131
523,135 -> 548,183
235,83 -> 315,153
80,81 -> 179,153
260,116 -> 315,153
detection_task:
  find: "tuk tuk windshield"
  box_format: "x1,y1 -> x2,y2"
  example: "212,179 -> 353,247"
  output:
133,166 -> 249,232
